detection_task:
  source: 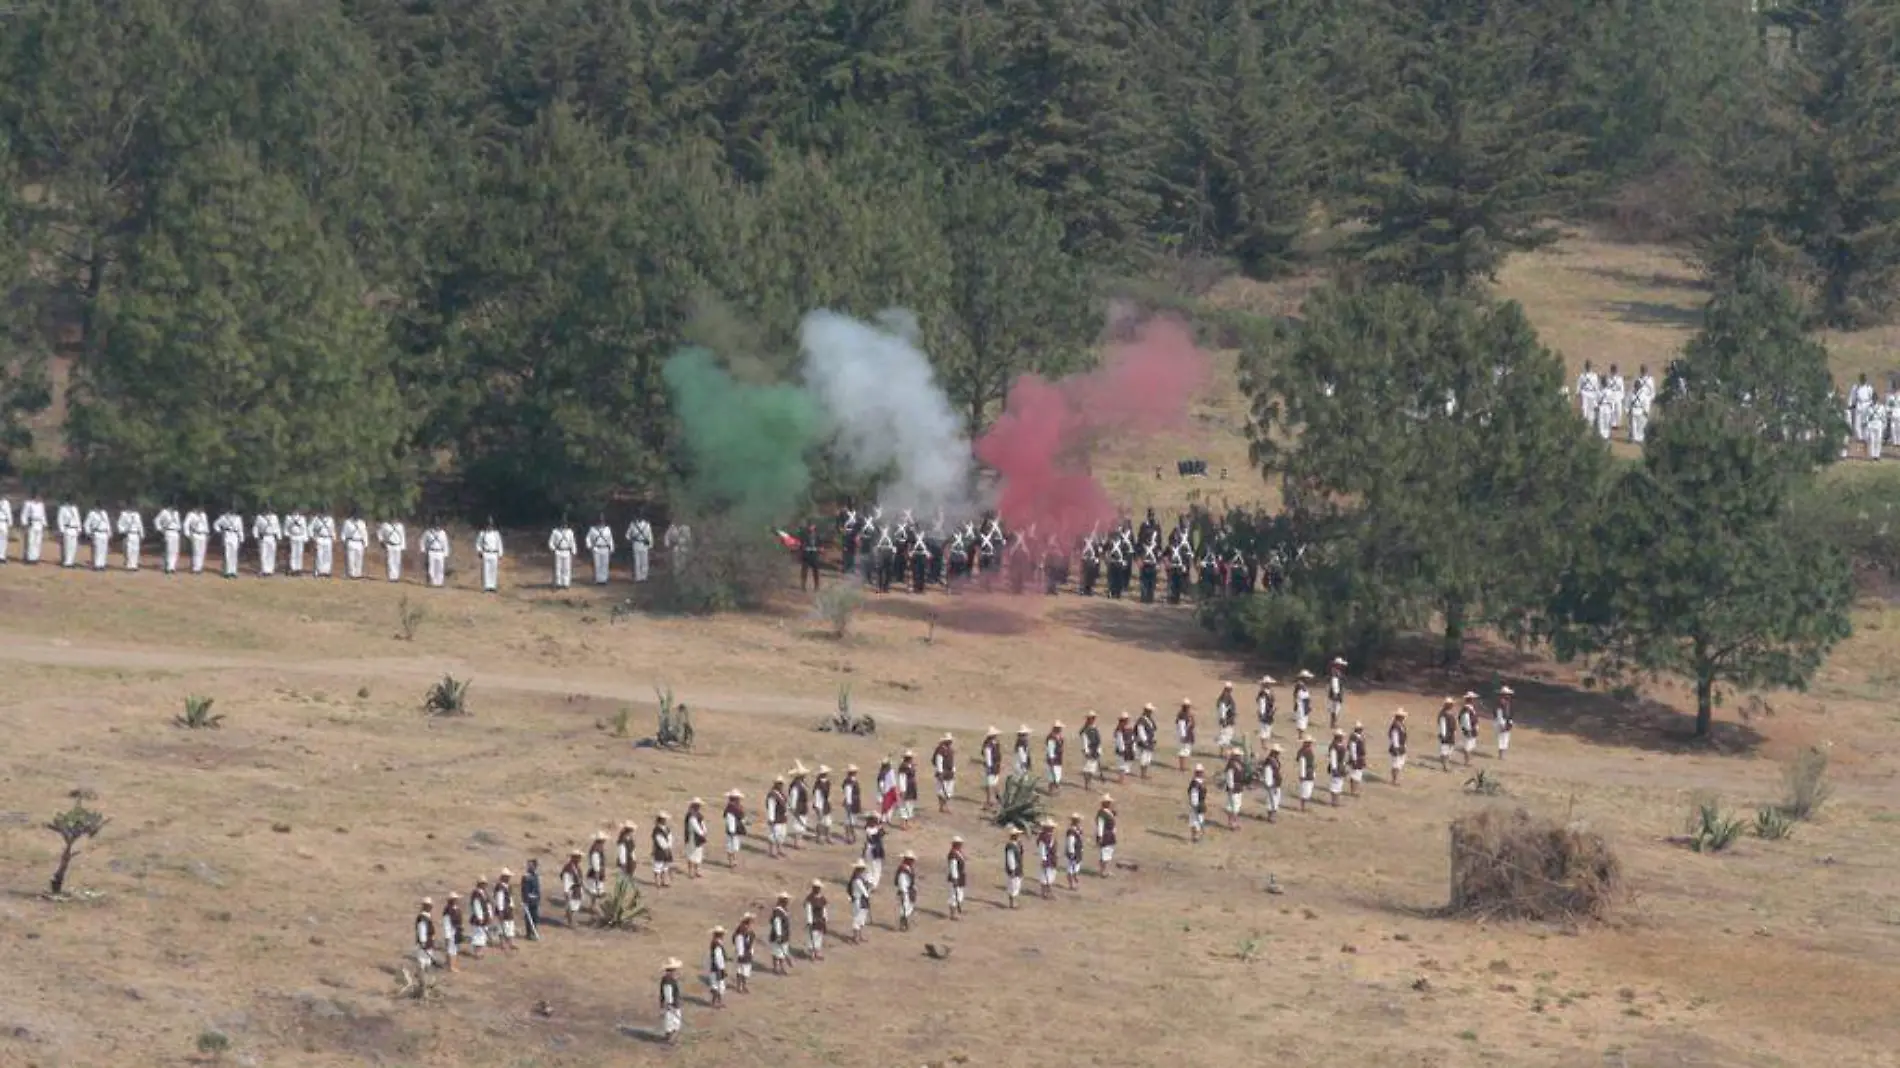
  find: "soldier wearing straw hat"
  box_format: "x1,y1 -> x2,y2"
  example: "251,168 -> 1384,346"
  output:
894,850 -> 919,930
1187,764 -> 1208,842
559,849 -> 585,925
840,766 -> 863,842
1044,722 -> 1066,792
932,733 -> 957,812
1347,724 -> 1369,796
651,812 -> 674,887
439,892 -> 463,971
1458,692 -> 1481,765
1174,700 -> 1195,771
1095,796 -> 1118,877
788,763 -> 812,846
723,789 -> 747,868
1003,827 -> 1025,908
684,799 -> 708,879
1221,748 -> 1245,829
1437,698 -> 1458,772
659,958 -> 684,1041
733,913 -> 757,992
494,868 -> 519,950
765,775 -> 789,858
1063,814 -> 1085,890
803,879 -> 829,960
812,767 -> 835,844
1255,676 -> 1278,743
768,892 -> 794,973
1293,670 -> 1314,734
614,820 -> 638,880
1135,704 -> 1159,778
980,728 -> 1003,809
1295,735 -> 1317,811
1079,712 -> 1104,789
1327,729 -> 1349,806
1035,819 -> 1058,897
946,836 -> 969,919
413,897 -> 437,970
707,926 -> 729,1007
848,860 -> 873,943
1215,681 -> 1238,750
586,830 -> 609,904
1494,687 -> 1515,760
1112,712 -> 1137,782
1262,744 -> 1284,821
1327,657 -> 1348,729
1388,709 -> 1409,785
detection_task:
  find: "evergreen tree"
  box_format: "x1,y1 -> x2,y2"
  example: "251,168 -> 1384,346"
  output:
1664,263 -> 1841,472
65,141 -> 412,512
1779,0 -> 1900,327
1248,285 -> 1605,665
1550,399 -> 1853,738
1343,0 -> 1583,292
0,135 -> 52,478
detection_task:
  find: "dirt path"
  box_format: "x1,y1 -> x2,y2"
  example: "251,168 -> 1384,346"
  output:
0,630 -> 965,728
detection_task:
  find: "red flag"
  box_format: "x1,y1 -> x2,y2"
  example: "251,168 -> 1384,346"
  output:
774,529 -> 800,551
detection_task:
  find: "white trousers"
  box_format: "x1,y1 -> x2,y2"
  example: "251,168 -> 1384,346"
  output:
89,533 -> 109,569
314,539 -> 333,576
385,549 -> 402,582
122,535 -> 140,570
1870,425 -> 1885,460
189,534 -> 207,573
0,525 -> 8,562
480,554 -> 499,591
1628,406 -> 1648,444
345,543 -> 365,578
632,544 -> 650,582
288,538 -> 307,573
426,551 -> 446,587
592,549 -> 610,584
257,536 -> 278,576
25,525 -> 44,562
1595,401 -> 1615,439
553,551 -> 573,589
221,535 -> 241,576
60,530 -> 79,566
162,532 -> 180,572
1581,394 -> 1599,425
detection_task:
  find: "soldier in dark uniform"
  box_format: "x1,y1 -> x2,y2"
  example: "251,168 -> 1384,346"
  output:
1006,531 -> 1031,595
1227,546 -> 1248,596
908,535 -> 931,593
1198,544 -> 1219,599
1137,542 -> 1159,603
926,510 -> 948,587
1104,536 -> 1127,599
871,520 -> 897,593
838,501 -> 860,575
1166,541 -> 1188,603
1078,532 -> 1100,596
1042,533 -> 1068,595
945,526 -> 970,589
977,516 -> 1001,592
1137,508 -> 1160,549
799,520 -> 823,591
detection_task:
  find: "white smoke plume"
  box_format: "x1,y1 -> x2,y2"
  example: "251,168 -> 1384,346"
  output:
798,308 -> 975,520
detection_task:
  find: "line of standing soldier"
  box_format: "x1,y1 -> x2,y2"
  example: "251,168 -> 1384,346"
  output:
831,504 -> 1279,601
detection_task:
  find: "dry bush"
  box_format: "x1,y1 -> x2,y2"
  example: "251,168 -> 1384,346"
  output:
644,514 -> 791,614
1781,745 -> 1833,821
1448,807 -> 1621,923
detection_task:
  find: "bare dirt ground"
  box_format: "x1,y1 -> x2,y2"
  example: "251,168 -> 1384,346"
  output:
3,232 -> 1899,1068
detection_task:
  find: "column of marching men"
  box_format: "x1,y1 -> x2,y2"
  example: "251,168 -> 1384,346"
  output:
1572,364 -> 1900,460
402,663 -> 1520,1044
0,498 -> 692,588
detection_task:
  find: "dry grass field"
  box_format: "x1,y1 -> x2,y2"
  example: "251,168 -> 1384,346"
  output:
3,230 -> 1899,1068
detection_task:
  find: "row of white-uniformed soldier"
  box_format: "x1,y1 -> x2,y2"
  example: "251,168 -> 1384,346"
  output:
0,500 -> 691,590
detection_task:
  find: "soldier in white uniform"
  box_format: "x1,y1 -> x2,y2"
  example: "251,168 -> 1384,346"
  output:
1850,373 -> 1876,444
251,510 -> 282,576
213,508 -> 245,577
585,516 -> 614,585
20,494 -> 48,563
1602,364 -> 1627,431
310,512 -> 337,577
153,504 -> 182,574
1868,396 -> 1888,460
663,521 -> 691,575
1886,378 -> 1900,449
56,501 -> 83,567
83,506 -> 111,570
340,513 -> 370,578
184,507 -> 211,573
548,519 -> 576,589
626,514 -> 654,582
284,510 -> 310,575
1576,361 -> 1602,429
421,520 -> 450,587
0,495 -> 10,563
1628,364 -> 1656,444
115,506 -> 144,570
476,520 -> 503,592
378,518 -> 407,582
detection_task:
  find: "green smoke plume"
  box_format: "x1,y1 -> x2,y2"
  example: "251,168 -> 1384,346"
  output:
662,345 -> 822,528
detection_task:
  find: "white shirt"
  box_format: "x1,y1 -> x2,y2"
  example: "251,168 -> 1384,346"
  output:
1577,370 -> 1601,396
421,528 -> 449,555
0,498 -> 10,527
626,519 -> 653,546
586,525 -> 614,552
664,525 -> 691,550
21,499 -> 45,527
57,504 -> 81,532
1852,382 -> 1875,409
310,515 -> 336,541
251,513 -> 282,541
549,527 -> 576,553
154,508 -> 181,533
340,518 -> 369,545
83,509 -> 110,536
476,529 -> 503,557
184,510 -> 210,537
214,513 -> 245,541
284,513 -> 309,539
378,522 -> 406,551
115,510 -> 144,537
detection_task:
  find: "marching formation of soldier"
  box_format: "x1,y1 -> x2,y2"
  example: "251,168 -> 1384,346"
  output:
830,503 -> 1278,603
0,497 -> 691,590
404,669 -> 1520,1043
1572,363 -> 1900,460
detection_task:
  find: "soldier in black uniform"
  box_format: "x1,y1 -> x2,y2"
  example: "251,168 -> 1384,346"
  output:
1198,544 -> 1219,599
799,521 -> 823,591
1166,541 -> 1188,603
871,520 -> 897,593
1042,533 -> 1068,595
1006,531 -> 1031,595
945,527 -> 970,589
977,516 -> 1001,592
1137,508 -> 1160,550
838,501 -> 859,575
926,511 -> 948,587
909,535 -> 931,593
1137,542 -> 1159,603
1078,532 -> 1100,596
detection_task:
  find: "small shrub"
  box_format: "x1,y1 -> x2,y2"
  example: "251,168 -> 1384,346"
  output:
609,705 -> 633,738
1686,796 -> 1743,853
1754,807 -> 1795,841
394,964 -> 440,1001
643,514 -> 789,614
46,790 -> 110,895
196,1029 -> 231,1057
814,581 -> 865,638
993,774 -> 1047,832
815,683 -> 876,734
174,695 -> 224,730
1780,745 -> 1832,821
1447,807 -> 1621,922
424,675 -> 470,717
396,596 -> 426,641
1464,770 -> 1504,796
1233,933 -> 1261,963
595,874 -> 651,930
654,686 -> 693,749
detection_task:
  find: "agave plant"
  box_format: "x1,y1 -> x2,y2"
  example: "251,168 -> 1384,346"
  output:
424,675 -> 470,717
992,774 -> 1047,831
174,695 -> 224,730
595,874 -> 652,930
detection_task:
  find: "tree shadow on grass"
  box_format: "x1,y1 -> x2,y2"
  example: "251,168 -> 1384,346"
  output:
1052,598 -> 1240,665
861,594 -> 1037,637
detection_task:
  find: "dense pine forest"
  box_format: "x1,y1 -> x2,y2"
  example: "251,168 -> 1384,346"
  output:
0,0 -> 1894,526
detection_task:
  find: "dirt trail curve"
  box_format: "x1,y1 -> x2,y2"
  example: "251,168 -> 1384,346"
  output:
0,631 -> 966,729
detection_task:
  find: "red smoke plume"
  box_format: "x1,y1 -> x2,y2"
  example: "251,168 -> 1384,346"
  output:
973,316 -> 1214,542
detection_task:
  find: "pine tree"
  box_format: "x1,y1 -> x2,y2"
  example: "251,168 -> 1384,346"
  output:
1343,0 -> 1584,293
65,141 -> 413,512
1779,0 -> 1900,327
0,134 -> 52,478
1248,285 -> 1606,665
1551,399 -> 1853,738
